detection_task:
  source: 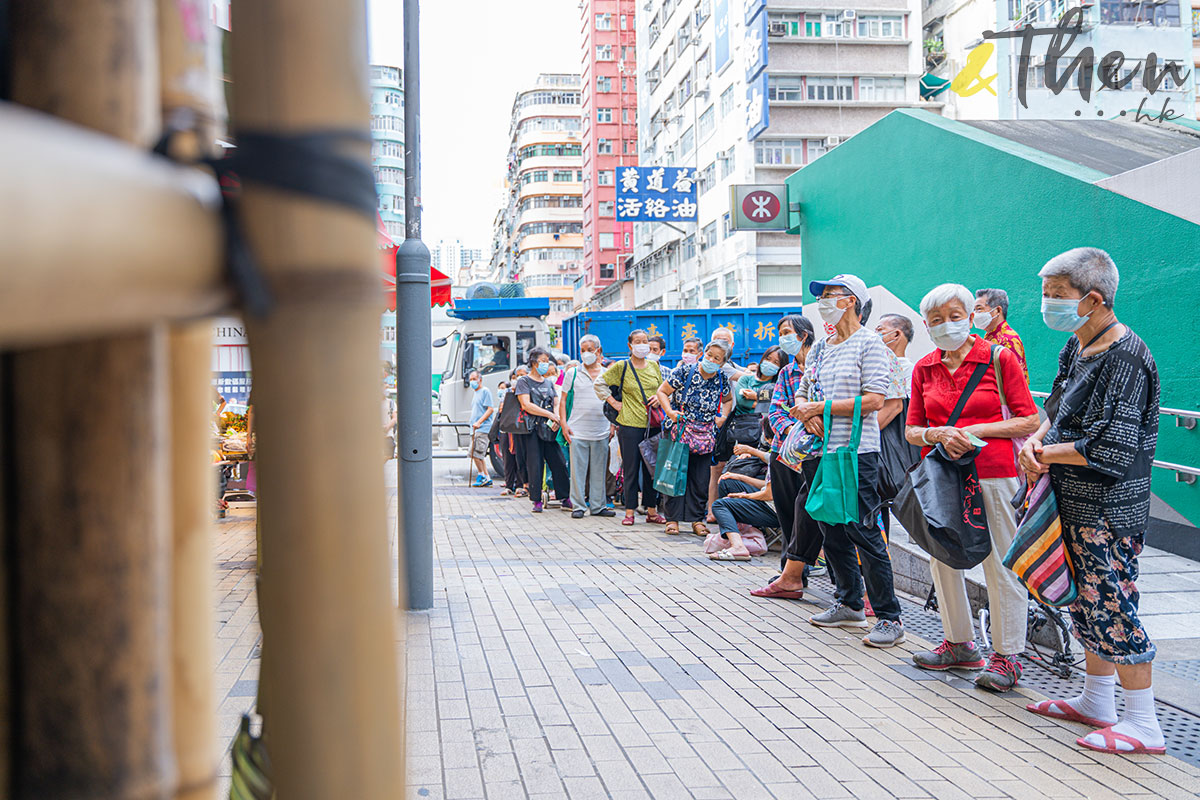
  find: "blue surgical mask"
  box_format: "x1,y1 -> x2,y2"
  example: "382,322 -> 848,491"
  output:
700,358 -> 720,374
537,362 -> 551,375
469,379 -> 480,390
929,319 -> 971,351
759,361 -> 780,378
779,334 -> 802,356
1042,297 -> 1089,332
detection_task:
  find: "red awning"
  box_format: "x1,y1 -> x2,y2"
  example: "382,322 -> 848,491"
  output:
377,214 -> 452,310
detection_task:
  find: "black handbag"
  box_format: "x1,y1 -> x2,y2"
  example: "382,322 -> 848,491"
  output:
893,360 -> 992,570
729,413 -> 764,445
878,398 -> 922,500
603,361 -> 628,424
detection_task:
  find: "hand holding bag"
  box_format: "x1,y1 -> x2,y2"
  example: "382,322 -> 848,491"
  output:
803,397 -> 863,526
893,359 -> 993,570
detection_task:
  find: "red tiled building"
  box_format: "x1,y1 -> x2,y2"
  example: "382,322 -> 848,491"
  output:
579,0 -> 638,307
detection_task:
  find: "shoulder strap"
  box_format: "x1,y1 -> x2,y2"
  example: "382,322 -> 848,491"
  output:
947,360 -> 991,427
848,395 -> 863,451
990,345 -> 1007,408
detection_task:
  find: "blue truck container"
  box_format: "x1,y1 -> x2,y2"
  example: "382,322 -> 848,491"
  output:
561,307 -> 807,370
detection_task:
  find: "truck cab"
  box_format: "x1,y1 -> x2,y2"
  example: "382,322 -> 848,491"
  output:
433,298 -> 552,450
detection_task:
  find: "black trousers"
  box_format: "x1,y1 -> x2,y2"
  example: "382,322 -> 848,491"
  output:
617,425 -> 658,511
769,453 -> 812,568
505,433 -> 529,491
804,452 -> 902,621
525,433 -> 570,505
665,450 -> 710,523
786,459 -> 825,565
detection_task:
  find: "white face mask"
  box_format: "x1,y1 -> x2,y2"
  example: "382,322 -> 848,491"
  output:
646,352 -> 661,362
973,310 -> 993,331
929,319 -> 972,351
631,343 -> 650,358
818,297 -> 848,325
581,351 -> 597,366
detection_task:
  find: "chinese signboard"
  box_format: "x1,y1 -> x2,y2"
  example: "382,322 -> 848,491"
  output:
746,71 -> 769,141
714,0 -> 731,73
745,5 -> 768,83
745,0 -> 766,23
615,166 -> 699,222
729,185 -> 789,231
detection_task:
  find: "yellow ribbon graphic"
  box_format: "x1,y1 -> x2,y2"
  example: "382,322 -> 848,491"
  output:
951,43 -> 998,97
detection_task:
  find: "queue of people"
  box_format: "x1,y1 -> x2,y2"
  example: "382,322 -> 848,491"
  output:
466,247 -> 1163,755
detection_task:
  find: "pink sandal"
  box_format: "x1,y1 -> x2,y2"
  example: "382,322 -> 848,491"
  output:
621,514 -> 635,526
1025,699 -> 1115,729
749,581 -> 803,600
1076,726 -> 1166,755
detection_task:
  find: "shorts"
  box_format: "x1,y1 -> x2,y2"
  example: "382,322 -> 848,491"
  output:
471,432 -> 490,459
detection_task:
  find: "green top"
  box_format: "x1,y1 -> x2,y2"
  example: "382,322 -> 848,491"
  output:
733,373 -> 773,415
601,360 -> 664,428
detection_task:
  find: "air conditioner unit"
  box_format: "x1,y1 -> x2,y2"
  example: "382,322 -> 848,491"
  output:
825,135 -> 843,147
768,21 -> 787,36
842,9 -> 857,19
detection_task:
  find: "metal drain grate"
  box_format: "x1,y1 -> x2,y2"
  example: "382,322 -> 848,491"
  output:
1158,659 -> 1200,683
807,574 -> 1200,769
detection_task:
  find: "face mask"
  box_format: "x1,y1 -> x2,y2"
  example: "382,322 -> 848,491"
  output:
973,310 -> 993,331
700,358 -> 720,374
929,319 -> 971,351
537,362 -> 551,375
759,361 -> 780,378
581,351 -> 597,366
469,379 -> 480,390
1042,297 -> 1089,332
681,352 -> 698,365
647,352 -> 661,362
779,333 -> 802,356
631,343 -> 650,358
818,297 -> 848,325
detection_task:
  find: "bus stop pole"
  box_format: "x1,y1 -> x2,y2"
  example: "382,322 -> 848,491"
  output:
397,0 -> 434,610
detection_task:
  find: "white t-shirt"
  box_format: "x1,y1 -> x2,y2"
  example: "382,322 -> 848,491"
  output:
563,366 -> 611,440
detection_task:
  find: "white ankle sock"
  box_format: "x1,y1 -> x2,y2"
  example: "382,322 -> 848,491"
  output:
1081,686 -> 1165,751
1065,673 -> 1118,724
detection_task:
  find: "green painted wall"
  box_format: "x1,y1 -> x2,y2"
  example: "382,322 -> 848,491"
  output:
786,109 -> 1200,526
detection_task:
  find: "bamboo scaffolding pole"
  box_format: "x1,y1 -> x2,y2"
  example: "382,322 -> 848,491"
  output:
230,0 -> 404,797
157,3 -> 222,798
8,1 -> 178,797
0,104 -> 226,348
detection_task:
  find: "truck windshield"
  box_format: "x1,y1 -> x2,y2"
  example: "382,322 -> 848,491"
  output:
463,335 -> 512,377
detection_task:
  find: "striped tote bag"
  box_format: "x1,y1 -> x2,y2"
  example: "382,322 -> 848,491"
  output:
1003,475 -> 1077,607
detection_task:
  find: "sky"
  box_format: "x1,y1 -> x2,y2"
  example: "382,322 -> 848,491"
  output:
368,0 -> 581,254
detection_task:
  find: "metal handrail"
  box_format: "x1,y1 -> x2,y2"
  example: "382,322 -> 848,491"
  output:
1027,392 -> 1200,483
1029,391 -> 1200,420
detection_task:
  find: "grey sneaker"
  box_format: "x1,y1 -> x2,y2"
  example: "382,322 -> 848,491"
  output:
809,602 -> 869,629
912,639 -> 985,671
863,619 -> 906,648
974,653 -> 1023,691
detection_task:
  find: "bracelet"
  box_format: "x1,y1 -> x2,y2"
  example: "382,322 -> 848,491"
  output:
921,428 -> 933,445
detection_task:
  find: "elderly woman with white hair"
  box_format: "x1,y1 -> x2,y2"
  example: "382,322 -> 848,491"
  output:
559,334 -> 617,519
905,282 -> 1040,691
1021,247 -> 1164,755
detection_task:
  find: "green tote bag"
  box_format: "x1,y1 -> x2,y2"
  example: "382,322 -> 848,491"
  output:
803,396 -> 862,526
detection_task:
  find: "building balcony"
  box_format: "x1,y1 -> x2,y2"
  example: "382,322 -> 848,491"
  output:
517,180 -> 582,201
515,128 -> 583,150
515,206 -> 583,228
515,155 -> 582,174
517,232 -> 583,252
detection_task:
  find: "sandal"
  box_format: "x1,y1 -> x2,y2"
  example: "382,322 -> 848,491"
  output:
691,522 -> 710,537
709,549 -> 751,561
622,514 -> 635,526
645,513 -> 667,524
749,581 -> 804,600
1076,726 -> 1166,755
665,523 -> 680,535
1025,699 -> 1115,729
515,488 -> 528,498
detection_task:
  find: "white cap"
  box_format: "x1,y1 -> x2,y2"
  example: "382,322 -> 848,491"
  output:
809,274 -> 869,306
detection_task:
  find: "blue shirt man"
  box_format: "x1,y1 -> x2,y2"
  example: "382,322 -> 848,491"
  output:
469,370 -> 496,486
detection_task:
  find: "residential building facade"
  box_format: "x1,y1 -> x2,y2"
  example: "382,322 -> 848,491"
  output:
578,0 -> 640,308
489,74 -> 586,328
923,0 -> 1196,119
631,0 -> 931,311
369,64 -> 406,242
1193,0 -> 1200,116
430,239 -> 484,278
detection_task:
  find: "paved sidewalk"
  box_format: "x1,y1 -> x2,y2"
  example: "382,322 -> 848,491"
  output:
211,468 -> 1200,799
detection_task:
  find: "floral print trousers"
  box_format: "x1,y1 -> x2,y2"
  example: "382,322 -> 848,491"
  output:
1062,517 -> 1156,665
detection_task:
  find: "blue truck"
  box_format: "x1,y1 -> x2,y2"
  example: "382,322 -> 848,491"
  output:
561,306 -> 806,370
